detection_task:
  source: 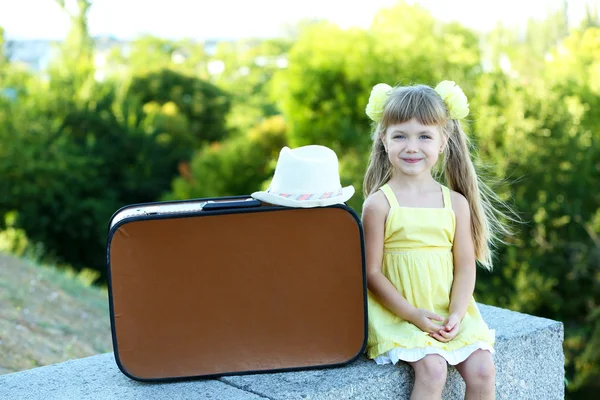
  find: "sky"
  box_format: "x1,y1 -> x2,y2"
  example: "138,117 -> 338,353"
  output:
0,0 -> 593,41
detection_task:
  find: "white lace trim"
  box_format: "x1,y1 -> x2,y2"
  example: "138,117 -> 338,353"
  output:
374,330 -> 496,366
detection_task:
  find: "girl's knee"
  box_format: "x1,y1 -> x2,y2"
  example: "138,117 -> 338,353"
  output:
414,355 -> 448,386
475,361 -> 495,382
465,356 -> 495,386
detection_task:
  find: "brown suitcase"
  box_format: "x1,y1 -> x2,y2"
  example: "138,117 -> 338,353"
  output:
106,196 -> 367,381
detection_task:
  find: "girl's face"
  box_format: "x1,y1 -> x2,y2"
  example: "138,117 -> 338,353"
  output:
382,118 -> 446,178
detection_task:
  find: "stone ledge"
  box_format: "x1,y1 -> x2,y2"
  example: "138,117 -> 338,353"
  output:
0,304 -> 564,400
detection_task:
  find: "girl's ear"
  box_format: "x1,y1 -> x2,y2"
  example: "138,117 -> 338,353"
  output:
440,131 -> 449,153
380,133 -> 387,153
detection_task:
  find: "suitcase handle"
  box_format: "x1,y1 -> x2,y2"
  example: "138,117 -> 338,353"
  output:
203,198 -> 262,211
109,197 -> 264,229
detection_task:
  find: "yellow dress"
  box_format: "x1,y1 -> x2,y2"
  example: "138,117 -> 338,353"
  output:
366,184 -> 494,365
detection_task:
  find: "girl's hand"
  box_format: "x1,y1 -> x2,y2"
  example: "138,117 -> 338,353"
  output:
410,308 -> 444,333
430,314 -> 461,343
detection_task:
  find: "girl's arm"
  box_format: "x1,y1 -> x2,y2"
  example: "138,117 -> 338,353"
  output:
362,192 -> 443,331
448,192 -> 477,321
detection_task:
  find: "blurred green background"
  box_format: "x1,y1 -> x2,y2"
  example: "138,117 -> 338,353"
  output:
0,0 -> 598,397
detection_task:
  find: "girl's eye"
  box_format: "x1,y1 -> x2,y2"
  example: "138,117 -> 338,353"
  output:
394,135 -> 405,139
420,135 -> 432,139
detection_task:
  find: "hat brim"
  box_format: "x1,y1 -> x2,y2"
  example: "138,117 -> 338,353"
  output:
251,186 -> 355,208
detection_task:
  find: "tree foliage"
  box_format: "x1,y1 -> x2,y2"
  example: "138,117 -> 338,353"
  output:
0,4 -> 230,278
471,27 -> 600,392
168,115 -> 288,200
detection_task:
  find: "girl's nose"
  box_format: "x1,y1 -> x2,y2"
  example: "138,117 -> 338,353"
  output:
405,139 -> 419,153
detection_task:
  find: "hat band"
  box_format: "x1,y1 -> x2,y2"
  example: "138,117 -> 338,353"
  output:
269,188 -> 343,201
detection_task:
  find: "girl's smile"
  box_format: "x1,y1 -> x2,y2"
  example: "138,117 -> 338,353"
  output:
402,158 -> 423,164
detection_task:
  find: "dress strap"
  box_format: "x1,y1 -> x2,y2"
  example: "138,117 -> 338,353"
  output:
379,184 -> 400,208
441,186 -> 452,209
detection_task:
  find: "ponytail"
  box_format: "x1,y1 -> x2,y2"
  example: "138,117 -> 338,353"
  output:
443,120 -> 514,270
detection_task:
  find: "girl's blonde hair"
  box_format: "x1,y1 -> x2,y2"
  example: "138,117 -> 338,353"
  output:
363,84 -> 513,270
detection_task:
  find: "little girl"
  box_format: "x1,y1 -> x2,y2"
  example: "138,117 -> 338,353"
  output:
362,81 -> 511,400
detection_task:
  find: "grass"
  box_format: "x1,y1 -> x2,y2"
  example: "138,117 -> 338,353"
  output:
0,252 -> 112,375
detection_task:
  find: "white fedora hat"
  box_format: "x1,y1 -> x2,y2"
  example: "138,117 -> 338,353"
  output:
251,145 -> 355,208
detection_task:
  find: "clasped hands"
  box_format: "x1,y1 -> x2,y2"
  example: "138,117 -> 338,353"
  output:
410,308 -> 460,343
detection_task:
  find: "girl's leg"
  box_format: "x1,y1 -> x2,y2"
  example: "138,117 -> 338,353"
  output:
408,354 -> 448,400
455,349 -> 496,400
